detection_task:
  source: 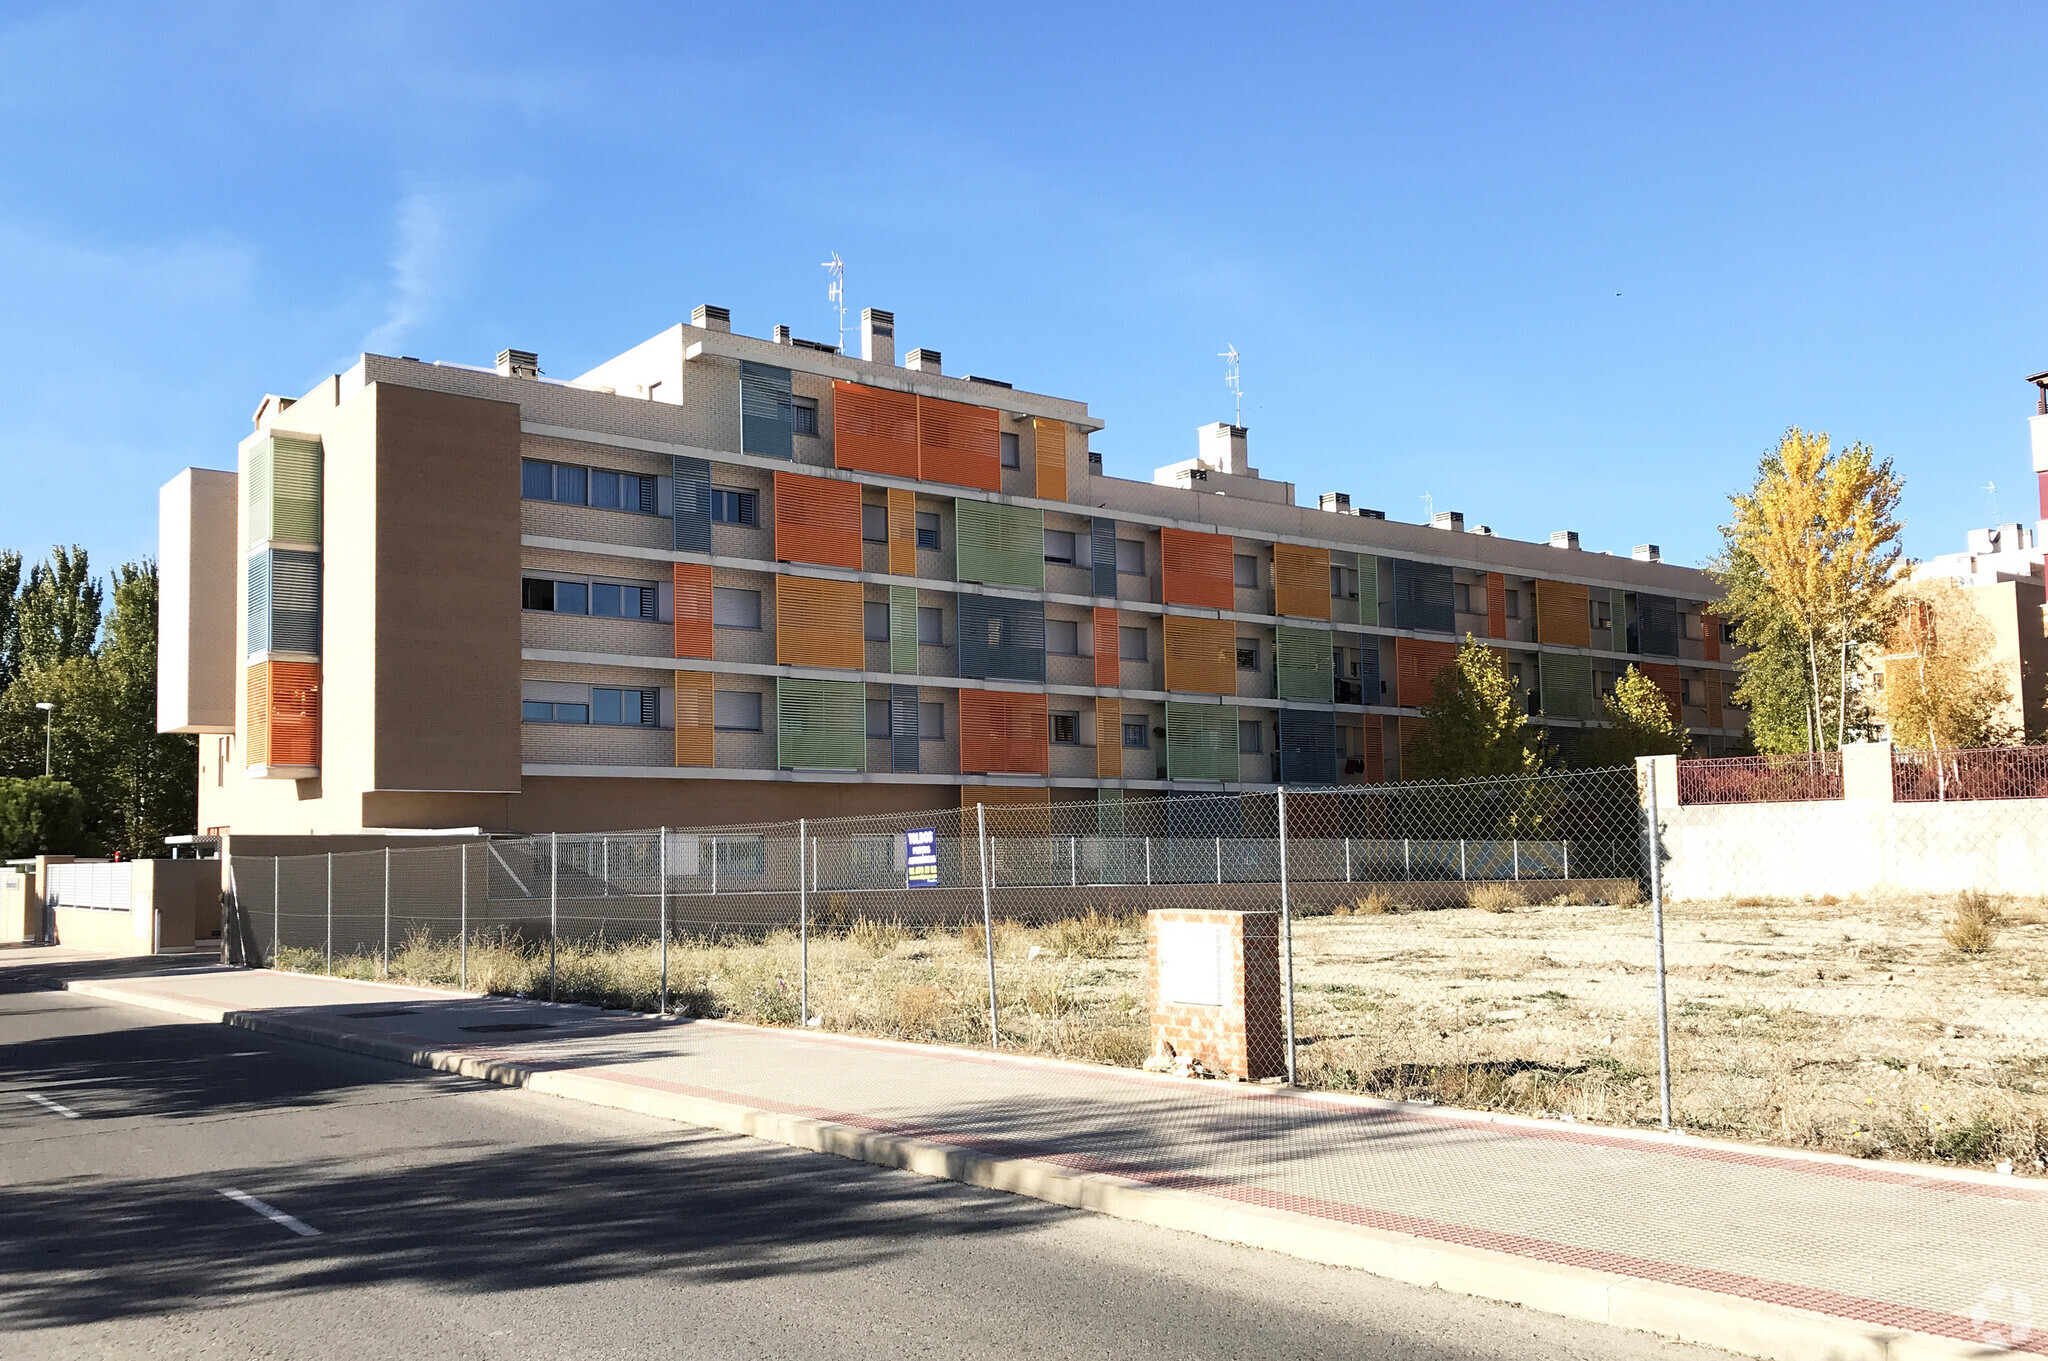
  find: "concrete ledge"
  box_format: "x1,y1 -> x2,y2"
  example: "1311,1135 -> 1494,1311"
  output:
63,977 -> 2023,1361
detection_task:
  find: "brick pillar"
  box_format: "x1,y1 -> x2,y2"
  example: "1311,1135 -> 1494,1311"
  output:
1145,909 -> 1283,1081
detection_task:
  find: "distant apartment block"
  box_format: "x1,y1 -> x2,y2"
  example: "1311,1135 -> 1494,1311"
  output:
157,304 -> 1742,838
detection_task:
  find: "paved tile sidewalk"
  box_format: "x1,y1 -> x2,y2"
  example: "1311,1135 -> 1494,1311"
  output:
64,966 -> 2043,1355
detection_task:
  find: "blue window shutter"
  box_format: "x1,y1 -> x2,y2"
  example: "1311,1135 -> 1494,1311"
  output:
891,684 -> 919,772
671,456 -> 712,552
1388,558 -> 1454,633
1358,637 -> 1382,705
1090,517 -> 1118,597
1637,594 -> 1679,656
245,552 -> 270,657
268,548 -> 322,656
956,594 -> 1047,682
740,362 -> 795,460
1279,709 -> 1336,784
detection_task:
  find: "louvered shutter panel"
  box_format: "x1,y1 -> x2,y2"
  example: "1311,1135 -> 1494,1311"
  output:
1486,573 -> 1507,639
1394,637 -> 1458,708
1358,637 -> 1383,705
1389,559 -> 1455,633
671,456 -> 712,553
269,435 -> 322,545
244,665 -> 270,766
1641,662 -> 1684,719
1159,528 -> 1234,608
776,678 -> 866,770
1704,671 -> 1725,727
1534,579 -> 1592,647
1610,589 -> 1629,653
1702,608 -> 1721,662
1278,709 -> 1336,785
1033,417 -> 1067,499
1089,518 -> 1117,597
954,500 -> 1045,588
1394,716 -> 1423,781
832,381 -> 920,476
252,660 -> 320,770
741,361 -> 795,459
673,563 -> 714,658
957,594 -> 1046,682
958,689 -> 1048,775
1096,787 -> 1125,836
886,487 -> 917,575
1166,703 -> 1237,782
1357,553 -> 1380,626
774,577 -> 863,669
1276,626 -> 1335,701
1539,652 -> 1595,719
887,586 -> 918,675
1360,717 -> 1385,783
772,471 -> 862,568
916,395 -> 1001,490
673,671 -> 715,766
1637,595 -> 1680,656
1163,615 -> 1235,694
245,553 -> 270,657
245,439 -> 272,547
890,684 -> 920,772
1272,543 -> 1331,619
1095,697 -> 1122,778
268,548 -> 321,656
1093,608 -> 1119,686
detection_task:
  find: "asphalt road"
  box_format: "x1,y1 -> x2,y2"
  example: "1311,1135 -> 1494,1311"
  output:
0,958 -> 1728,1360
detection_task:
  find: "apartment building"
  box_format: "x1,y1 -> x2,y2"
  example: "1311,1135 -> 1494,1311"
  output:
157,305 -> 1741,839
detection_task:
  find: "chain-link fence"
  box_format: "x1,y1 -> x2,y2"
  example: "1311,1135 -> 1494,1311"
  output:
222,758 -> 2043,1169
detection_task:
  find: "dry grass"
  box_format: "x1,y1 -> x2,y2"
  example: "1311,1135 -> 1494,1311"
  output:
1943,891 -> 2000,955
1334,890 -> 1398,917
1467,883 -> 1525,913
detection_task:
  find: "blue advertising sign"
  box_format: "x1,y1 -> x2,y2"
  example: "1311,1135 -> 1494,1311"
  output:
905,827 -> 938,886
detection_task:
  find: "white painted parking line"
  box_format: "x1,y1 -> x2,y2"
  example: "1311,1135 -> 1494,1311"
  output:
23,1092 -> 80,1119
217,1188 -> 321,1237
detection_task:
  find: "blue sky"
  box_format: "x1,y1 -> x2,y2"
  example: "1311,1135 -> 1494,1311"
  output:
2,3 -> 2043,576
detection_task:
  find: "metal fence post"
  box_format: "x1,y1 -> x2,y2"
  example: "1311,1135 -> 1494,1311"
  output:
458,843 -> 468,991
1460,839 -> 1467,881
1069,836 -> 1077,887
658,826 -> 669,1017
1512,838 -> 1520,881
1646,761 -> 1674,1130
710,836 -> 718,897
1277,786 -> 1297,1087
272,858 -> 280,966
977,804 -> 997,1050
1215,836 -> 1222,885
324,852 -> 333,975
797,818 -> 808,1027
1563,839 -> 1571,881
1344,836 -> 1351,883
382,847 -> 391,978
1144,836 -> 1152,886
549,832 -> 558,1003
1403,838 -> 1411,881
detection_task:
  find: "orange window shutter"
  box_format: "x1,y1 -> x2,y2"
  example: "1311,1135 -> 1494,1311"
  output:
1534,579 -> 1591,647
1033,417 -> 1067,500
1360,718 -> 1385,784
772,470 -> 862,568
1163,615 -> 1235,694
1395,637 -> 1458,707
831,380 -> 919,477
673,563 -> 713,659
266,660 -> 321,768
1159,527 -> 1233,608
886,488 -> 916,575
1096,696 -> 1121,778
1272,543 -> 1331,619
1642,662 -> 1683,719
959,689 -> 1048,775
245,665 -> 270,767
1486,573 -> 1507,639
1702,610 -> 1721,662
673,670 -> 715,767
775,576 -> 864,670
966,784 -> 1053,836
917,395 -> 1001,491
1093,608 -> 1120,686
1704,671 -> 1725,728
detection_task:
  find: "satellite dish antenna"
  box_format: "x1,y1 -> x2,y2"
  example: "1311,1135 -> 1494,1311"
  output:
821,253 -> 846,354
1218,345 -> 1242,427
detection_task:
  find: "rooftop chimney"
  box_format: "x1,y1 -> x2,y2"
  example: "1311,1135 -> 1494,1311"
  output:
1198,422 -> 1250,476
1550,530 -> 1581,550
904,347 -> 941,374
1432,510 -> 1465,533
772,325 -> 791,344
496,349 -> 539,380
1357,507 -> 1386,520
1473,524 -> 1494,536
861,308 -> 895,366
1318,492 -> 1351,513
1632,544 -> 1662,563
691,304 -> 731,333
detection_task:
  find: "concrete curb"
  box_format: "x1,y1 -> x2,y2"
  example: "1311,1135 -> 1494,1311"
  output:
63,978 -> 2023,1361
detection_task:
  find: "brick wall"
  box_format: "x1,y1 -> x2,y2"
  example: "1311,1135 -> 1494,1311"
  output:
1145,908 -> 1283,1081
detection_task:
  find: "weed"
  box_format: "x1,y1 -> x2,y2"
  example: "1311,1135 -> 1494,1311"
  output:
1944,892 -> 1999,955
1352,889 -> 1397,915
1045,909 -> 1130,958
1933,1115 -> 1997,1164
1467,883 -> 1525,914
1547,890 -> 1591,907
848,915 -> 908,957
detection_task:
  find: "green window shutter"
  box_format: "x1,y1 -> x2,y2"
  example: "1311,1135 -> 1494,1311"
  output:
955,500 -> 1045,588
1096,787 -> 1125,837
888,586 -> 918,675
1357,553 -> 1379,626
1276,625 -> 1335,701
1539,651 -> 1595,720
1608,588 -> 1628,653
269,436 -> 322,545
776,679 -> 867,770
245,440 -> 273,546
1166,703 -> 1238,782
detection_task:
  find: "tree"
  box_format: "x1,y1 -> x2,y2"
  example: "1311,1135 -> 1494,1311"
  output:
1719,430 -> 1903,752
16,545 -> 103,675
0,548 -> 20,693
1586,665 -> 1692,765
1878,577 -> 2015,750
0,776 -> 88,858
1410,636 -> 1551,780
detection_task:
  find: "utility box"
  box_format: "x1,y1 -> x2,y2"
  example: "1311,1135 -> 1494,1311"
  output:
1145,909 -> 1284,1081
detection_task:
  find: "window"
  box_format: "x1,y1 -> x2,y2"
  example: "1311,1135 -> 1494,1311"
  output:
1455,582 -> 1473,613
1592,599 -> 1611,630
713,587 -> 762,629
522,577 -> 590,615
1122,720 -> 1150,749
589,469 -> 657,513
863,600 -> 890,641
861,504 -> 888,543
1505,590 -> 1521,619
522,700 -> 589,724
1684,612 -> 1700,639
711,488 -> 758,527
866,698 -> 892,738
590,582 -> 656,619
1233,554 -> 1257,588
1115,540 -> 1144,575
1238,720 -> 1263,754
524,460 -> 657,513
1330,566 -> 1359,600
522,578 -> 556,612
917,606 -> 944,645
1721,620 -> 1737,644
592,688 -> 655,726
792,397 -> 819,437
1118,626 -> 1147,661
1237,640 -> 1259,671
1050,711 -> 1078,744
1046,619 -> 1080,655
1044,530 -> 1076,565
919,701 -> 945,739
915,511 -> 941,551
713,690 -> 762,731
521,459 -> 586,506
1000,431 -> 1020,469
1682,678 -> 1698,705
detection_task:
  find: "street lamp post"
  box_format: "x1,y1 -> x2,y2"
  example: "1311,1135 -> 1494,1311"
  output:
34,702 -> 54,777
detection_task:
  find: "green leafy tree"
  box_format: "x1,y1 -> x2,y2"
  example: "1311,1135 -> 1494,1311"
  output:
0,548 -> 21,693
1587,665 -> 1693,765
16,545 -> 103,675
1410,637 -> 1551,780
0,776 -> 88,857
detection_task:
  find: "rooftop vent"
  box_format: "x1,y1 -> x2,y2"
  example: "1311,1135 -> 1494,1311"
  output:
496,349 -> 539,380
791,337 -> 839,354
1319,492 -> 1351,513
904,347 -> 941,374
1357,508 -> 1386,520
1473,525 -> 1495,536
772,325 -> 791,344
1433,511 -> 1465,533
1088,450 -> 1103,466
1550,530 -> 1581,550
691,304 -> 731,333
1185,467 -> 1209,483
1632,544 -> 1661,563
861,308 -> 895,366
963,374 -> 1013,389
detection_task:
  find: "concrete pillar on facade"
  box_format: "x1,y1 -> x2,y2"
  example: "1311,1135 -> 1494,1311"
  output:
1841,741 -> 1895,803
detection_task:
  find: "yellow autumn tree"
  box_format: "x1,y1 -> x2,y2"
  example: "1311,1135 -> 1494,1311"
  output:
1878,577 -> 2015,750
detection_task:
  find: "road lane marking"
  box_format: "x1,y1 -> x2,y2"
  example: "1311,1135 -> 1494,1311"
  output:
23,1093 -> 80,1119
217,1188 -> 321,1237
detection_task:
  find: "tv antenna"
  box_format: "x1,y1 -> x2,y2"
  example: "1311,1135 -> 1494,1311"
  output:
821,253 -> 846,354
1218,346 -> 1242,426
1419,492 -> 1435,521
